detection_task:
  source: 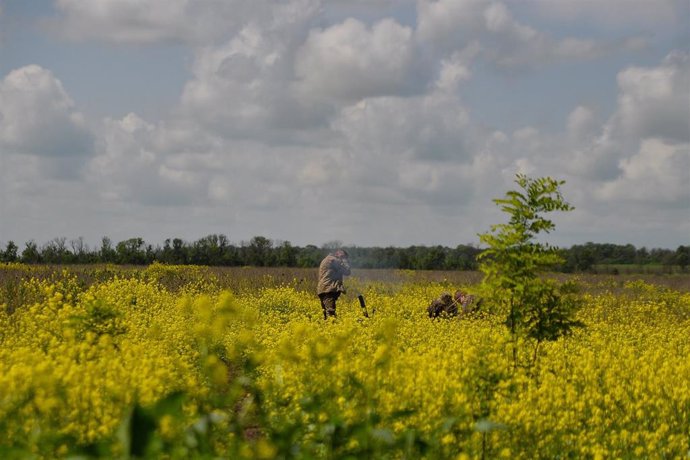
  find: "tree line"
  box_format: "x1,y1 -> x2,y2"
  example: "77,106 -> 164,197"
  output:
0,236 -> 688,272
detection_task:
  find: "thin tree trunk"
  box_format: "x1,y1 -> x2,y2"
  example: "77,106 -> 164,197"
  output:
510,296 -> 518,372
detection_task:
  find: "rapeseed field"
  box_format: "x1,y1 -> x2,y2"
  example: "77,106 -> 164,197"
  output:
1,263 -> 689,458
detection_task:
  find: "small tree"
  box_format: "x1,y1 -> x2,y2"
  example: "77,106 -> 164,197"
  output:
99,237 -> 117,263
21,240 -> 42,264
116,237 -> 147,265
2,241 -> 19,262
478,174 -> 582,371
246,236 -> 273,266
676,245 -> 690,272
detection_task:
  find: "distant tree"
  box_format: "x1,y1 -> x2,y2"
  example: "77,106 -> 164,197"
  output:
650,247 -> 673,265
443,245 -> 478,270
145,244 -> 156,264
1,241 -> 19,262
71,237 -> 89,263
116,238 -> 147,265
660,250 -> 677,271
297,245 -> 324,268
220,239 -> 241,266
4,232 -> 681,272
617,244 -> 637,264
397,247 -> 411,269
676,245 -> 690,272
21,240 -> 42,263
421,245 -> 446,270
635,246 -> 650,265
562,243 -> 596,272
246,236 -> 273,266
275,241 -> 298,267
322,240 -> 344,251
379,247 -> 401,269
190,235 -> 219,265
161,239 -> 174,264
171,238 -> 188,264
42,237 -> 71,263
99,237 -> 117,263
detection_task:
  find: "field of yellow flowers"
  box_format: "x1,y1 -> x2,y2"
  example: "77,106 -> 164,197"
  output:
1,263 -> 689,459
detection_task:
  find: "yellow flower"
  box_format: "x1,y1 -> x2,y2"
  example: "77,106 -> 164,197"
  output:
255,439 -> 277,459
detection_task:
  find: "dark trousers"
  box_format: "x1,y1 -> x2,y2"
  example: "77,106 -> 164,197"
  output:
318,292 -> 340,319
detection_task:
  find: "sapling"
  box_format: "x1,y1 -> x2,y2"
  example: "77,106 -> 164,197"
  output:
478,174 -> 583,372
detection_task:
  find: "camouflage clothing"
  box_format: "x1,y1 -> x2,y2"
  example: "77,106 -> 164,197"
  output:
317,254 -> 351,295
428,291 -> 478,318
457,292 -> 478,315
427,292 -> 458,318
319,292 -> 340,320
317,253 -> 351,319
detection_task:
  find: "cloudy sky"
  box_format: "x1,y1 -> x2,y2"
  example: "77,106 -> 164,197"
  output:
1,0 -> 688,250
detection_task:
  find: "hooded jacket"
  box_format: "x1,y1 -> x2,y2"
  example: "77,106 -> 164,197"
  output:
317,254 -> 351,295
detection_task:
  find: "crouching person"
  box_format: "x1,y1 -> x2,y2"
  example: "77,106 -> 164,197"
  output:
456,291 -> 477,315
427,290 -> 480,318
427,292 -> 458,318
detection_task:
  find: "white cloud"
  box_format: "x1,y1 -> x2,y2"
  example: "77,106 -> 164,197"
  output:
299,154 -> 341,186
3,2 -> 689,248
614,51 -> 690,143
49,0 -> 323,45
565,51 -> 689,179
0,65 -> 94,161
567,106 -> 600,144
88,113 -> 207,206
596,139 -> 690,205
329,74 -> 515,212
481,3 -> 616,67
178,2 -> 325,139
49,0 -> 255,44
526,0 -> 687,29
86,110 -> 351,217
295,18 -> 424,101
416,0 -> 637,69
179,24 -> 279,132
544,51 -> 690,227
568,125 -> 625,182
180,12 -> 430,144
416,0 -> 486,50
333,91 -> 474,165
435,45 -> 479,93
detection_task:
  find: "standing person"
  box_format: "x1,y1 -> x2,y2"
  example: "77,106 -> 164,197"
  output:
317,249 -> 351,319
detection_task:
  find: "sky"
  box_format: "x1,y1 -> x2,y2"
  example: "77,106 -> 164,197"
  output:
0,0 -> 689,250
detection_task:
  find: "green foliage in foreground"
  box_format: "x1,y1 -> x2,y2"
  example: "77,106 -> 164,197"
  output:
478,175 -> 583,369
